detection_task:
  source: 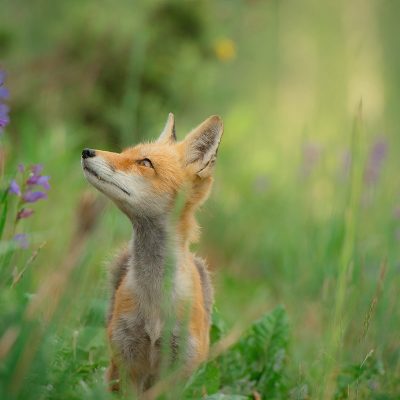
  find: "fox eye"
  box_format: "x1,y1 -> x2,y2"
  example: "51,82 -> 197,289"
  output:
137,158 -> 154,169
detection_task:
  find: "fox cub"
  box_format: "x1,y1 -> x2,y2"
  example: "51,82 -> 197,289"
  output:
81,114 -> 223,393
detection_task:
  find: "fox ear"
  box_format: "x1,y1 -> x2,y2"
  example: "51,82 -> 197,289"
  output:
158,113 -> 176,143
181,115 -> 223,178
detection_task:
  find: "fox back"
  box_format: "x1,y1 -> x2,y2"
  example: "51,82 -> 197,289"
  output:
81,114 -> 223,394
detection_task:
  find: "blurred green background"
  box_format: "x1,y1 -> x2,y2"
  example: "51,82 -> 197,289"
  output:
1,0 -> 399,398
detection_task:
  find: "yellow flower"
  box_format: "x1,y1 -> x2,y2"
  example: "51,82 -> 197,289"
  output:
214,38 -> 236,62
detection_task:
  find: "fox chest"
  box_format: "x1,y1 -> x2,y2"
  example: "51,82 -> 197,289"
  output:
110,312 -> 157,368
110,308 -> 188,371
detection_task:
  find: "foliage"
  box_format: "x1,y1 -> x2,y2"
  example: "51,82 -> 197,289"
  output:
185,306 -> 289,399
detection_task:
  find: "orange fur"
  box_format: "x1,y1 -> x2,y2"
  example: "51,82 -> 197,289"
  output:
108,275 -> 136,340
97,145 -> 184,196
188,263 -> 209,363
107,276 -> 137,391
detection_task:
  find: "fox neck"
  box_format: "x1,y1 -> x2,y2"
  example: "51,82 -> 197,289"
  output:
129,214 -> 177,310
128,186 -> 203,308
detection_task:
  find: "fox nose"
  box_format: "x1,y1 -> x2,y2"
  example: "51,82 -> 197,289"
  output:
82,148 -> 96,159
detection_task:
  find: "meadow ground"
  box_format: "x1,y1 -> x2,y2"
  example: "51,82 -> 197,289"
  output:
0,1 -> 399,399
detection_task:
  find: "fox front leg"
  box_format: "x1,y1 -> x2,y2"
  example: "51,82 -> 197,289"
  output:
106,359 -> 120,392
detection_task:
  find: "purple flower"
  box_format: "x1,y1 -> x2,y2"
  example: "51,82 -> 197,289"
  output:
9,180 -> 21,196
31,164 -> 43,176
27,174 -> 50,188
0,71 -> 9,97
17,208 -> 34,220
14,233 -> 29,249
18,163 -> 25,173
36,175 -> 50,190
26,174 -> 40,185
364,137 -> 388,185
0,104 -> 10,132
0,87 -> 9,100
23,190 -> 47,203
26,163 -> 50,190
0,71 -> 9,134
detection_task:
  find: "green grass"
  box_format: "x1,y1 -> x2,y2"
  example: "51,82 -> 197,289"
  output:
1,0 -> 400,399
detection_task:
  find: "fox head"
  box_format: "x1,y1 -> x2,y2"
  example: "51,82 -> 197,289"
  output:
81,114 -> 223,233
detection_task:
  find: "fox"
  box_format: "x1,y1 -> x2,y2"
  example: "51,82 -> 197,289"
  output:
81,113 -> 223,394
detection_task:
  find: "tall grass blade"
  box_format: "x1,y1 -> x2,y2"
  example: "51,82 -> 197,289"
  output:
321,102 -> 365,398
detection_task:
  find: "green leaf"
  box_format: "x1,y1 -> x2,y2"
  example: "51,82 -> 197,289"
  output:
184,306 -> 290,399
217,306 -> 289,398
0,194 -> 9,241
184,361 -> 221,399
210,306 -> 227,344
334,355 -> 385,399
257,307 -> 289,396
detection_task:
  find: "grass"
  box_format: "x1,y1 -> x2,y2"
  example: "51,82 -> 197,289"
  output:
1,0 -> 400,399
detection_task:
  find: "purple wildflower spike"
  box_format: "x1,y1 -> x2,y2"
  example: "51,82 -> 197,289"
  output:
0,71 -> 9,98
0,71 -> 9,134
0,104 -> 10,132
36,175 -> 50,190
14,233 -> 29,249
17,208 -> 34,220
0,86 -> 9,100
26,163 -> 50,190
365,137 -> 388,185
18,163 -> 25,173
26,164 -> 51,190
23,190 -> 47,203
27,174 -> 50,189
26,175 -> 40,185
9,180 -> 21,196
31,164 -> 43,176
